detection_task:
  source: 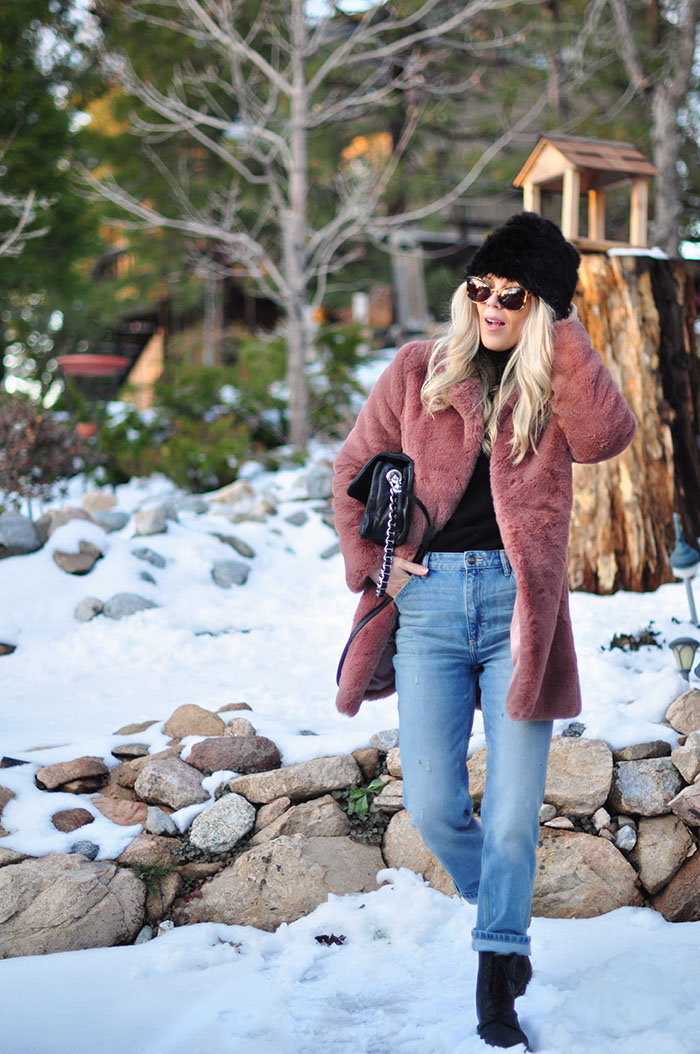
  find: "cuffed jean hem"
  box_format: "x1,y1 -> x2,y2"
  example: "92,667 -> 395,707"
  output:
471,929 -> 531,956
458,888 -> 480,905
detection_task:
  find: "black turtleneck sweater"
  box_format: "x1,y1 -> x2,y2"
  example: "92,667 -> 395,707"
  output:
428,345 -> 513,553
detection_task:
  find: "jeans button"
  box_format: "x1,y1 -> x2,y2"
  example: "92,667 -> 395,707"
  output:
467,554 -> 476,565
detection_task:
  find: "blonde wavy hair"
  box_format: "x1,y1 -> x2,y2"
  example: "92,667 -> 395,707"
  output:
421,281 -> 555,464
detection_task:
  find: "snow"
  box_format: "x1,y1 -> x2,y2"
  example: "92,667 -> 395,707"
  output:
1,452 -> 700,1052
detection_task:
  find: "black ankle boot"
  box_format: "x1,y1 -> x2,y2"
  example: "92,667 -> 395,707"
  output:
476,951 -> 532,1049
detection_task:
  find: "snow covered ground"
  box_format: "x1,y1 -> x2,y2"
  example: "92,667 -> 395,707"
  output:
1,450 -> 700,1052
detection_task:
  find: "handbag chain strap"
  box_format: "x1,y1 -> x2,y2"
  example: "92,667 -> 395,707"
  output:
375,468 -> 403,597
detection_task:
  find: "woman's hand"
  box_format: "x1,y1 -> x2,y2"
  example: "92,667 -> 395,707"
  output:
371,556 -> 428,598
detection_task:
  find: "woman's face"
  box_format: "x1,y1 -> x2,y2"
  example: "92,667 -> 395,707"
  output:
475,274 -> 533,352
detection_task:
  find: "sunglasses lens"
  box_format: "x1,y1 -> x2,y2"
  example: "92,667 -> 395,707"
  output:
498,287 -> 527,310
466,278 -> 491,303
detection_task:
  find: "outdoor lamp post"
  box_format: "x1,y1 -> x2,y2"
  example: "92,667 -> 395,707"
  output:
669,637 -> 700,681
669,513 -> 699,625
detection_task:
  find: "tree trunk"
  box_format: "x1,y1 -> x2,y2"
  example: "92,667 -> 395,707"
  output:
568,253 -> 700,594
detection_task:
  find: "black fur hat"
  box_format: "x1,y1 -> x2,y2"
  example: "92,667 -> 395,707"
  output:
468,212 -> 580,320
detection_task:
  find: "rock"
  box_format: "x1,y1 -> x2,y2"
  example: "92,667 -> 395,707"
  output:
175,861 -> 225,884
117,834 -> 178,870
163,704 -> 225,739
0,849 -> 26,867
370,729 -> 399,752
92,796 -> 148,827
320,543 -> 340,560
35,507 -> 94,546
210,533 -> 256,559
211,559 -> 250,588
352,748 -> 380,782
667,782 -> 700,826
229,754 -> 362,805
82,491 -> 117,513
135,925 -> 154,945
250,794 -> 350,845
592,807 -> 612,832
544,737 -> 613,816
0,643 -> 16,656
145,807 -> 178,837
133,506 -> 168,536
382,810 -> 455,896
70,841 -> 99,859
103,594 -> 158,620
467,747 -> 487,804
544,817 -> 576,830
539,803 -> 557,823
299,464 -> 333,501
111,747 -> 181,789
561,721 -> 586,737
627,815 -> 694,894
114,720 -> 158,736
225,717 -> 256,737
614,825 -> 637,851
0,512 -> 41,558
51,808 -> 95,833
652,851 -> 700,922
371,780 -> 404,814
386,747 -> 402,778
35,756 -> 109,793
665,689 -> 700,735
132,547 -> 167,569
139,570 -> 156,586
172,835 -> 383,931
111,742 -> 151,762
217,702 -> 253,714
186,736 -> 281,776
75,596 -> 104,621
532,829 -> 642,918
52,540 -> 102,575
608,759 -> 683,816
285,510 -> 308,527
144,870 -> 182,926
189,794 -> 256,854
671,732 -> 700,784
0,854 -> 145,957
254,797 -> 291,832
133,757 -> 209,810
91,509 -> 129,533
210,480 -> 255,508
174,496 -> 209,515
613,741 -> 672,762
0,786 -> 16,823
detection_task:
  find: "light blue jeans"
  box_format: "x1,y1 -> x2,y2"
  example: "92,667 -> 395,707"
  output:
393,550 -> 552,956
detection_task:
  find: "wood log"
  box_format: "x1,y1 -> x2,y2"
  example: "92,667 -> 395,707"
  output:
568,254 -> 700,594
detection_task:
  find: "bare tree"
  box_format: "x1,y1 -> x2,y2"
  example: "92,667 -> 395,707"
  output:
81,0 -> 546,449
0,191 -> 53,259
608,0 -> 700,255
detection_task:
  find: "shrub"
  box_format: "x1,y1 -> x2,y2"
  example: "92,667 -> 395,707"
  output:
0,392 -> 87,510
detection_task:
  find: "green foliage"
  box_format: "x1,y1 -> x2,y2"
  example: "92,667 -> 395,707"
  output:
129,863 -> 174,896
0,391 -> 87,506
346,779 -> 389,820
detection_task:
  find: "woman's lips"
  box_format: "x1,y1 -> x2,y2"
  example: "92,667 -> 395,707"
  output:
485,316 -> 505,328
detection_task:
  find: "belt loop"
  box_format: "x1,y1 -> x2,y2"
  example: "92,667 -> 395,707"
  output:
500,549 -> 512,576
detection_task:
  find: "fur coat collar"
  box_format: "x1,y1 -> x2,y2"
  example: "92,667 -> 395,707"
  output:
332,316 -> 636,721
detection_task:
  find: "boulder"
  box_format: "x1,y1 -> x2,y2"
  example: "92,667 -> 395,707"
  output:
532,829 -> 642,918
211,533 -> 256,559
133,506 -> 168,536
371,780 -> 405,814
131,547 -> 167,569
117,833 -> 179,869
211,560 -> 250,588
0,512 -> 41,558
665,689 -> 700,735
145,807 -> 178,837
627,815 -> 694,894
0,854 -> 145,957
74,596 -> 104,621
0,786 -> 16,823
113,720 -> 159,736
171,834 -> 383,931
224,718 -> 256,737
189,794 -> 256,854
652,851 -> 700,922
250,794 -> 349,845
370,729 -> 399,752
90,510 -> 129,533
52,540 -> 102,575
228,754 -> 362,805
254,797 -> 291,832
544,737 -> 613,816
92,796 -> 148,827
0,848 -> 26,867
382,810 -> 455,896
667,782 -> 700,827
111,742 -> 150,762
217,702 -> 253,714
36,507 -> 94,545
103,594 -> 158,620
163,704 -> 225,739
187,735 -> 280,776
467,747 -> 486,804
612,741 -> 672,762
608,759 -> 683,816
51,808 -> 95,833
35,756 -> 109,793
352,748 -> 380,782
133,757 -> 209,810
386,747 -> 402,778
81,491 -> 117,513
144,870 -> 182,926
670,732 -> 700,784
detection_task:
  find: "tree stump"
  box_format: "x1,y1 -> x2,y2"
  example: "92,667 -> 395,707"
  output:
569,254 -> 700,593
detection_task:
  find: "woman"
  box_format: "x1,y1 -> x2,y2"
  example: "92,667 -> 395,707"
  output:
332,213 -> 636,1050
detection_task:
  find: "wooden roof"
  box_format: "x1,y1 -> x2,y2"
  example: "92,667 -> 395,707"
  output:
514,135 -> 656,191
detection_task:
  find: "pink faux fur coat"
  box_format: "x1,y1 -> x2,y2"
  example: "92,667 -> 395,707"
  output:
332,315 -> 636,722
